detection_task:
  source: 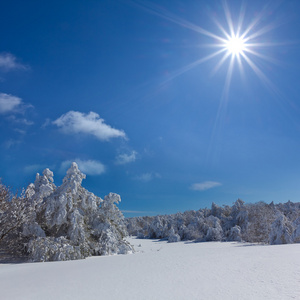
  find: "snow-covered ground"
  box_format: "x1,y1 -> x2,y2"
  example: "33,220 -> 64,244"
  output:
1,238 -> 299,300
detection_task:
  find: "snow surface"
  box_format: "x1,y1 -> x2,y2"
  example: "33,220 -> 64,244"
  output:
1,238 -> 299,300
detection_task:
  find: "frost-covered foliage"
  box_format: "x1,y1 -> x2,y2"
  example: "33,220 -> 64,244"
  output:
19,163 -> 133,261
269,213 -> 293,245
168,228 -> 181,243
0,181 -> 34,255
27,237 -> 84,262
126,200 -> 300,245
227,226 -> 242,242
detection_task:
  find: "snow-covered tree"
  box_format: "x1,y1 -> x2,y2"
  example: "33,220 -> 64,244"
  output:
203,215 -> 223,241
0,181 -> 34,255
292,217 -> 300,243
126,200 -> 300,245
244,202 -> 276,243
269,213 -> 293,245
23,162 -> 133,261
89,192 -> 132,256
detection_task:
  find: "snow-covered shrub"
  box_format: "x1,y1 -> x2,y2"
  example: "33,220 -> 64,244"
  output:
168,228 -> 181,243
27,236 -> 85,262
227,225 -> 242,242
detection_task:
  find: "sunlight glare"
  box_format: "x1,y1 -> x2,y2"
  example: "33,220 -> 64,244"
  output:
225,35 -> 246,55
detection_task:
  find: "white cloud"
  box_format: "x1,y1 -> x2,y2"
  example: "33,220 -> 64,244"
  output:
53,111 -> 126,141
0,93 -> 22,114
0,53 -> 28,71
190,181 -> 222,191
0,93 -> 32,115
60,159 -> 106,176
115,151 -> 137,165
134,172 -> 161,182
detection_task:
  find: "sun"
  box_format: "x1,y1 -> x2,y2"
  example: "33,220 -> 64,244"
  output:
136,0 -> 280,97
225,34 -> 247,56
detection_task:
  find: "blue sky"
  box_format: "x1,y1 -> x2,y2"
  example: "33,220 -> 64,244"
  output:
1,0 -> 300,216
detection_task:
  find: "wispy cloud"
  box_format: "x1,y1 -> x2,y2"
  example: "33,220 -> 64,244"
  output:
8,115 -> 34,125
134,172 -> 161,182
115,151 -> 138,165
0,53 -> 28,71
0,93 -> 32,114
60,159 -> 106,176
3,139 -> 22,149
53,111 -> 126,141
42,118 -> 51,128
14,128 -> 26,135
190,181 -> 222,191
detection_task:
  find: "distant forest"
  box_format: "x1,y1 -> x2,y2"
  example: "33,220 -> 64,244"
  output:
126,199 -> 300,245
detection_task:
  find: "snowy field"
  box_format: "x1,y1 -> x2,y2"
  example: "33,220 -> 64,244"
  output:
0,237 -> 299,300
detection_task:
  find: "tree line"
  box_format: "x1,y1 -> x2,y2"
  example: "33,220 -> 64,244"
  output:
126,199 -> 300,244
